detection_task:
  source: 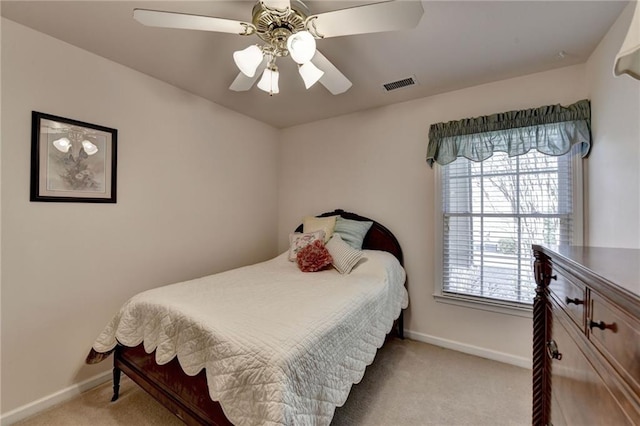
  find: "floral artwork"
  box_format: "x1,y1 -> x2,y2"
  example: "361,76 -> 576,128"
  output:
46,127 -> 107,193
31,112 -> 117,203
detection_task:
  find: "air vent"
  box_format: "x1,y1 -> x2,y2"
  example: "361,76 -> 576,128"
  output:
383,76 -> 418,92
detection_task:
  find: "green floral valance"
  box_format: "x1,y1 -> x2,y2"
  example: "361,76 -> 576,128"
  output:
426,99 -> 591,167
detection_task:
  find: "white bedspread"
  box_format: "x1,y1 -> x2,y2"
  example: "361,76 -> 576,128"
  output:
92,250 -> 408,426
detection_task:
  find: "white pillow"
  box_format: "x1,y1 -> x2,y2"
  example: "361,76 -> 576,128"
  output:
288,230 -> 325,261
326,233 -> 365,274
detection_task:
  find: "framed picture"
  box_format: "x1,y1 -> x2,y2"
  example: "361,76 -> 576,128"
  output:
30,111 -> 117,203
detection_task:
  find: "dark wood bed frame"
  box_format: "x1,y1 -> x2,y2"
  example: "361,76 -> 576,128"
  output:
104,209 -> 405,425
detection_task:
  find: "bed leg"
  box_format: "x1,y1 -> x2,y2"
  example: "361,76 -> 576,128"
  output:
398,310 -> 405,339
111,367 -> 121,402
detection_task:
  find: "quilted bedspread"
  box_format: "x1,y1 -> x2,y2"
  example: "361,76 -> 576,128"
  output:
90,250 -> 408,426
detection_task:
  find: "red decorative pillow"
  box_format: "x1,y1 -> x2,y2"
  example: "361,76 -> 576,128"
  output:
296,240 -> 333,272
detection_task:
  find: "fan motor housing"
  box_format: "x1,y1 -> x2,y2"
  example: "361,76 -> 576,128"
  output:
252,0 -> 309,55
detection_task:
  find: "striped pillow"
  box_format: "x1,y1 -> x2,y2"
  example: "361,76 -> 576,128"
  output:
326,233 -> 365,274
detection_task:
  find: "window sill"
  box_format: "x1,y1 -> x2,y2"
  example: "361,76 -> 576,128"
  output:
433,293 -> 533,318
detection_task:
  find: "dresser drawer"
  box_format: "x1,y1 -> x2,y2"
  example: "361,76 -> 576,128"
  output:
550,307 -> 633,426
550,392 -> 568,426
589,291 -> 640,396
549,270 -> 586,330
532,245 -> 640,426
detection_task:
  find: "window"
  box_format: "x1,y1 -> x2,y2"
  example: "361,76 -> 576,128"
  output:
441,149 -> 580,307
427,99 -> 590,312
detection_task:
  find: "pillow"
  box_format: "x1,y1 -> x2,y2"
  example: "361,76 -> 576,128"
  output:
288,230 -> 325,261
296,240 -> 333,272
303,215 -> 337,243
326,233 -> 365,274
334,217 -> 373,249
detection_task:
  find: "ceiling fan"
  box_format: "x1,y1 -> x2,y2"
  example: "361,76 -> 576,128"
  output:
133,0 -> 424,95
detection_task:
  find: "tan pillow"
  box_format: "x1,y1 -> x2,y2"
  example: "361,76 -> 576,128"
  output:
303,215 -> 337,243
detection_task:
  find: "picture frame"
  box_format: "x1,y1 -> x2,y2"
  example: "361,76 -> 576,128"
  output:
30,111 -> 117,203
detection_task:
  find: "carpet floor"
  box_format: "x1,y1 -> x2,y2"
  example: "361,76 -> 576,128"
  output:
15,338 -> 531,425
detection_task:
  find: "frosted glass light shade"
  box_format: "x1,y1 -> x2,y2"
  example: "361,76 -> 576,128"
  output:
257,68 -> 280,94
233,45 -> 263,77
287,31 -> 316,64
52,137 -> 71,153
614,1 -> 640,80
298,61 -> 324,89
82,140 -> 99,155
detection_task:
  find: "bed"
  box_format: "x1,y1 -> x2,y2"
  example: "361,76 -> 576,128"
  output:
86,209 -> 407,425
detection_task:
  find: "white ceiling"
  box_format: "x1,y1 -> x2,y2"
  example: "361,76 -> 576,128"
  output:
1,1 -> 628,128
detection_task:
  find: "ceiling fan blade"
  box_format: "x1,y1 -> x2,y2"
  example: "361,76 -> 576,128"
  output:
312,50 -> 352,95
261,0 -> 291,11
133,9 -> 251,34
309,1 -> 424,38
229,59 -> 268,92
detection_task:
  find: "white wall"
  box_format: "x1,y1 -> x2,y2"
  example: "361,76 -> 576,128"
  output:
278,65 -> 587,364
3,0 -> 639,420
1,18 -> 280,414
585,2 -> 640,249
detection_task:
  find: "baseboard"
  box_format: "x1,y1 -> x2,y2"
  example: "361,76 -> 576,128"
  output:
404,329 -> 532,370
1,370 -> 112,426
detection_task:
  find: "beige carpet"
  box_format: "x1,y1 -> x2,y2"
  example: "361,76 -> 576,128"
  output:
16,339 -> 531,425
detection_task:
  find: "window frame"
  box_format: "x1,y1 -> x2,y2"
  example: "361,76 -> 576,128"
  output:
433,148 -> 584,317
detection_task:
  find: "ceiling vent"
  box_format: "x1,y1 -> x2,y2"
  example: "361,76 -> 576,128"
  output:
383,75 -> 418,92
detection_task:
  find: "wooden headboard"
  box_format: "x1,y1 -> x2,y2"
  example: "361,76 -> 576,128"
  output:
295,209 -> 404,265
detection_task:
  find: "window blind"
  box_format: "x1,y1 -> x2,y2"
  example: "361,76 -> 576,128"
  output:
442,150 -> 573,305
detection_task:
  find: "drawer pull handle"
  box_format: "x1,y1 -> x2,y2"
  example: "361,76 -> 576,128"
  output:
546,340 -> 563,360
589,320 -> 618,333
565,297 -> 584,306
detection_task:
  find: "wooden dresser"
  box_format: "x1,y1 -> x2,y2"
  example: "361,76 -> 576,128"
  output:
532,245 -> 640,425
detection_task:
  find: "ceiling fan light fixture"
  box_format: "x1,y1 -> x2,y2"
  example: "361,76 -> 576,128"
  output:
287,31 -> 316,64
298,61 -> 324,89
257,66 -> 280,95
134,0 -> 427,96
233,45 -> 264,77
